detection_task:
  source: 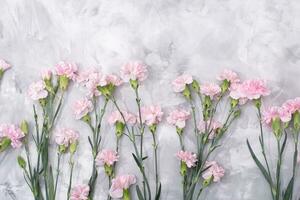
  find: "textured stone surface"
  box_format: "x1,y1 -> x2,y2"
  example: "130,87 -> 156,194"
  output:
1,0 -> 300,199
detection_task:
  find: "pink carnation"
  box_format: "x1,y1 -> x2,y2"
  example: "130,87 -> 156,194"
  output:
282,98 -> 300,115
197,120 -> 222,139
172,74 -> 193,93
107,111 -> 136,125
263,106 -> 291,126
95,149 -> 119,166
109,175 -> 136,198
176,150 -> 198,168
0,59 -> 11,71
41,69 -> 52,80
217,69 -> 240,84
121,61 -> 148,82
167,109 -> 190,128
230,79 -> 270,100
77,69 -> 103,97
55,128 -> 79,147
202,161 -> 225,182
70,184 -> 90,200
55,61 -> 78,81
73,98 -> 94,120
141,105 -> 164,126
0,124 -> 25,148
200,83 -> 221,99
27,80 -> 48,100
105,74 -> 123,86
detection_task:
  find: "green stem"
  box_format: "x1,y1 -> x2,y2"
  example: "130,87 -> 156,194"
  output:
152,132 -> 159,196
53,153 -> 61,200
275,139 -> 282,200
67,154 -> 74,200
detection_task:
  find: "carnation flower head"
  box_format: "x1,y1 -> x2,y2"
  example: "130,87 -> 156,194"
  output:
109,175 -> 136,199
95,149 -> 119,166
41,69 -> 52,80
197,119 -> 222,139
121,61 -> 148,82
0,124 -> 25,149
55,128 -> 79,147
0,59 -> 11,71
55,61 -> 78,81
202,161 -> 225,182
73,98 -> 94,120
263,106 -> 291,126
107,111 -> 136,125
231,79 -> 270,100
200,83 -> 221,99
167,108 -> 190,128
217,69 -> 240,84
70,184 -> 90,200
176,150 -> 198,168
27,80 -> 48,100
141,105 -> 164,126
172,74 -> 193,93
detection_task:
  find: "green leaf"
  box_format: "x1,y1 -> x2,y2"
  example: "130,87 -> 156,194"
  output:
280,132 -> 287,157
142,156 -> 148,161
283,177 -> 293,200
155,183 -> 162,200
47,166 -> 55,200
246,139 -> 273,185
136,185 -> 145,200
132,153 -> 142,169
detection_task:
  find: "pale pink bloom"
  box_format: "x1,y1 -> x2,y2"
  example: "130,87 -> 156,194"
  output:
109,175 -> 136,198
167,109 -> 190,128
105,74 -> 123,86
55,128 -> 79,147
95,149 -> 119,166
70,184 -> 90,200
0,59 -> 11,71
176,150 -> 198,168
73,98 -> 94,120
231,79 -> 270,100
27,80 -> 48,100
217,69 -> 240,84
41,69 -> 52,80
262,106 -> 291,126
200,83 -> 221,99
172,74 -> 193,93
0,124 -> 25,148
121,61 -> 148,82
107,111 -> 137,125
77,69 -> 103,97
55,61 -> 78,81
141,105 -> 164,126
282,98 -> 300,115
197,120 -> 222,139
202,161 -> 225,182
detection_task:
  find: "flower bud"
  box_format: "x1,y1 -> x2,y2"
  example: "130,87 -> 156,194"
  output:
20,120 -> 29,135
191,80 -> 200,92
82,114 -> 91,124
221,80 -> 230,93
130,79 -> 139,90
230,98 -> 238,109
149,124 -> 157,134
70,142 -> 78,154
58,145 -> 67,154
176,127 -> 183,135
180,161 -> 187,176
17,156 -> 26,169
97,85 -> 112,98
123,189 -> 130,200
293,111 -> 300,131
202,175 -> 213,187
115,121 -> 125,138
0,137 -> 11,152
254,98 -> 262,109
104,164 -> 113,177
272,118 -> 282,139
182,86 -> 191,100
44,79 -> 55,94
59,75 -> 69,91
39,98 -> 47,108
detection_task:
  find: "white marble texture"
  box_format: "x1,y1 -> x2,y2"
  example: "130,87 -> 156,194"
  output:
0,0 -> 300,199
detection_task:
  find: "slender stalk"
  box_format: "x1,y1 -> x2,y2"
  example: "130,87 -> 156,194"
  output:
275,139 -> 282,200
67,154 -> 74,200
53,153 -> 61,199
291,130 -> 299,199
107,176 -> 112,200
152,132 -> 159,195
